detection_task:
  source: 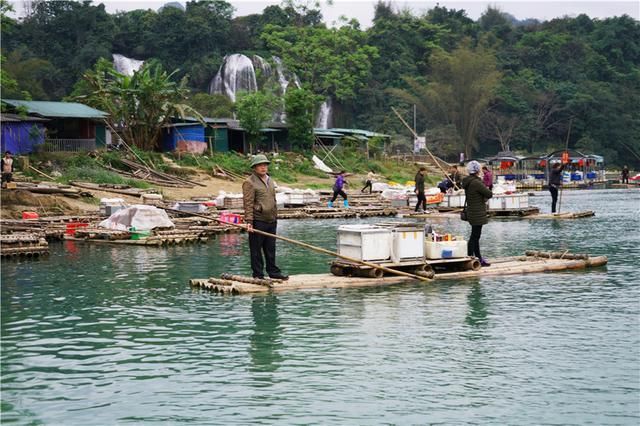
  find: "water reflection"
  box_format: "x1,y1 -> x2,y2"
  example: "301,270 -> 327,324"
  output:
249,295 -> 283,374
465,284 -> 489,330
218,233 -> 243,257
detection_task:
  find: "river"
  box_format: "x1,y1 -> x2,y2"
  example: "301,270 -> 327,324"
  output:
2,189 -> 639,424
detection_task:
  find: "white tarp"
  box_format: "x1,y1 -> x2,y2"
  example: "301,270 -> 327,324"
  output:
312,155 -> 333,173
99,205 -> 174,231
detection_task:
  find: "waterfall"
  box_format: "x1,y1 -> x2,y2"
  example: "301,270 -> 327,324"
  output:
252,55 -> 272,82
209,54 -> 258,102
315,97 -> 333,129
208,53 -> 304,122
112,54 -> 144,76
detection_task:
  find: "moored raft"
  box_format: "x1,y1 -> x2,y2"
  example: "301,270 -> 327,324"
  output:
189,250 -> 608,295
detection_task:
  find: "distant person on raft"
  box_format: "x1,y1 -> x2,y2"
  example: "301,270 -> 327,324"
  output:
242,154 -> 288,281
621,165 -> 629,184
361,170 -> 376,194
329,171 -> 349,208
548,162 -> 566,213
414,166 -> 427,212
482,165 -> 493,190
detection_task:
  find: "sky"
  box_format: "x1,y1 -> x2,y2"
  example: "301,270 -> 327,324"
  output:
8,0 -> 640,26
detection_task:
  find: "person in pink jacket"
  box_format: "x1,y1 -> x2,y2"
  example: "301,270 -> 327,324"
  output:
482,165 -> 493,190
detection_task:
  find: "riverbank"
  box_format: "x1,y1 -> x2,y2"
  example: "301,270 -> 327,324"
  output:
2,150 -> 441,218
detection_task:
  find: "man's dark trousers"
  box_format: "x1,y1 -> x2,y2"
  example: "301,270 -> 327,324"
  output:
249,220 -> 282,278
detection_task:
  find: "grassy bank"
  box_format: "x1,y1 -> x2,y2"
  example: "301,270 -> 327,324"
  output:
22,149 -> 440,189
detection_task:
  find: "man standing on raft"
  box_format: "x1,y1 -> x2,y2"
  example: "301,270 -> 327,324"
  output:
548,162 -> 566,213
242,154 -> 288,281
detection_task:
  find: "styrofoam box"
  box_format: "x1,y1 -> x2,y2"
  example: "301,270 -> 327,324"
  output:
504,194 -> 529,209
391,228 -> 424,262
424,240 -> 467,259
288,193 -> 305,204
337,225 -> 392,261
488,197 -> 504,210
441,194 -> 466,208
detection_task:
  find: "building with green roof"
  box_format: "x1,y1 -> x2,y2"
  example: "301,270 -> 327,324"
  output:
1,99 -> 109,152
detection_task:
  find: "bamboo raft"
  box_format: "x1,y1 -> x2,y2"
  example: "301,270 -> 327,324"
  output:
1,233 -> 49,258
189,251 -> 608,295
526,211 -> 595,220
276,206 -> 398,220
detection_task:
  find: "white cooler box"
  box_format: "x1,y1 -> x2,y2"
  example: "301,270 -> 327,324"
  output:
424,240 -> 467,259
391,228 -> 425,262
100,198 -> 126,216
337,225 -> 392,261
488,194 -> 529,210
440,194 -> 466,208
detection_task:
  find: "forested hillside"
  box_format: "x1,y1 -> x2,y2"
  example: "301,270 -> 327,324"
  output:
1,0 -> 639,166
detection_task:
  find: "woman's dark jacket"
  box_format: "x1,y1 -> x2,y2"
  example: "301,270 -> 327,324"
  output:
462,174 -> 493,225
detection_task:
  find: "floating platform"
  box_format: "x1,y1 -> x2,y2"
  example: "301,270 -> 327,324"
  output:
190,251 -> 608,295
1,233 -> 49,258
525,210 -> 595,220
277,206 -> 397,220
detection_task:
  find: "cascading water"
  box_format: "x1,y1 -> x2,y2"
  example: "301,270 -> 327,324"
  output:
209,54 -> 258,102
252,55 -> 272,82
209,54 -> 304,122
315,97 -> 333,129
112,54 -> 144,76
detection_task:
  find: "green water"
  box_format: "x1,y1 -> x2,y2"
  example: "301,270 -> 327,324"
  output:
2,189 -> 639,424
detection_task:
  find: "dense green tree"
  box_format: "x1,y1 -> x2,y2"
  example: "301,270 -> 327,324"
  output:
262,21 -> 378,102
284,88 -> 321,150
390,40 -> 501,157
187,93 -> 234,118
235,91 -> 274,153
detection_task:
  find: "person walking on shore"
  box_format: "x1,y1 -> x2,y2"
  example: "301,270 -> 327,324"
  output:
329,171 -> 349,208
462,160 -> 493,267
482,165 -> 493,190
621,165 -> 629,184
242,154 -> 288,281
361,170 -> 375,194
414,167 -> 427,212
548,162 -> 566,213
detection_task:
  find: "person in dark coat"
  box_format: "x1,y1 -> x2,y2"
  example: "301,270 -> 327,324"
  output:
414,167 -> 427,212
621,165 -> 629,184
548,162 -> 566,213
462,160 -> 493,267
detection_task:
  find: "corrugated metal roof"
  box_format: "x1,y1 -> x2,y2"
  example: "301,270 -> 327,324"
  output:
328,128 -> 390,138
0,113 -> 49,122
313,129 -> 343,137
1,99 -> 108,119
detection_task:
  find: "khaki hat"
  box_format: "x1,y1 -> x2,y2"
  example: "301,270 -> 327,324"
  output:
250,154 -> 270,168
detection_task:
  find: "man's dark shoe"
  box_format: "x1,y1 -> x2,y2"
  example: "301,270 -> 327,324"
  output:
269,273 -> 289,281
480,258 -> 491,267
253,275 -> 265,280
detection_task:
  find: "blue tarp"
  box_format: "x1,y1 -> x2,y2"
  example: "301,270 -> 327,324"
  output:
1,122 -> 46,154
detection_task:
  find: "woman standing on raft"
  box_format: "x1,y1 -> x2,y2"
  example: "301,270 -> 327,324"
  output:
462,161 -> 493,267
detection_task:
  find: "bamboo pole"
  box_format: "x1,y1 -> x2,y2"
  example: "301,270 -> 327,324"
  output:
29,165 -> 55,181
391,107 -> 459,190
165,208 -> 431,282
